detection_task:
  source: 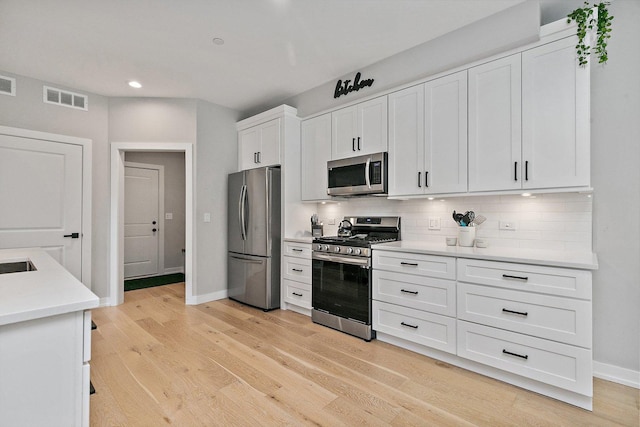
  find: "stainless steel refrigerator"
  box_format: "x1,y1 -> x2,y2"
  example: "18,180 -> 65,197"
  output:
227,167 -> 281,310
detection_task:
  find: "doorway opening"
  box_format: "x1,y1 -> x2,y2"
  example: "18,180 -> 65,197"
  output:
110,142 -> 194,306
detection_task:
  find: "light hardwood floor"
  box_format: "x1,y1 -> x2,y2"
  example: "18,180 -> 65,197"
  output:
90,283 -> 639,426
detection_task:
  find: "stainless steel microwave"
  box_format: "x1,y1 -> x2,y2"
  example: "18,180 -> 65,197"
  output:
327,152 -> 387,196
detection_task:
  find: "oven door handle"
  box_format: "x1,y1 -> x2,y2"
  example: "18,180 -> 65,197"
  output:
312,252 -> 370,267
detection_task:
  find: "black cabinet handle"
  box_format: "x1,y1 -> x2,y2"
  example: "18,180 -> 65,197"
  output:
63,232 -> 80,239
292,292 -> 303,297
503,349 -> 528,360
152,220 -> 157,225
254,152 -> 258,163
425,171 -> 429,188
292,248 -> 303,252
502,308 -> 528,317
401,289 -> 419,295
352,138 -> 356,151
400,262 -> 418,267
292,268 -> 303,272
502,274 -> 528,281
257,152 -> 261,163
152,228 -> 157,232
418,172 -> 422,188
514,161 -> 518,181
401,322 -> 418,329
525,161 -> 529,181
357,137 -> 361,150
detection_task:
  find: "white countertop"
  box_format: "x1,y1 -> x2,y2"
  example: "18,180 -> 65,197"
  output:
284,237 -> 314,244
373,241 -> 598,270
0,249 -> 99,326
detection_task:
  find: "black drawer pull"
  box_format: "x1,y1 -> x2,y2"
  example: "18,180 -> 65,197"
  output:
502,274 -> 528,281
401,289 -> 419,295
292,292 -> 303,297
401,322 -> 418,329
400,262 -> 418,267
503,349 -> 528,360
292,268 -> 303,272
292,248 -> 303,252
502,308 -> 528,317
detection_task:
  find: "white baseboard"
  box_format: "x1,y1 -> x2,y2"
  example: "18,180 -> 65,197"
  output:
163,266 -> 184,274
593,361 -> 640,389
186,289 -> 228,305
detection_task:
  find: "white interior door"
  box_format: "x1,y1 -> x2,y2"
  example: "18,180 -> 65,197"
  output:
124,165 -> 160,278
0,134 -> 83,280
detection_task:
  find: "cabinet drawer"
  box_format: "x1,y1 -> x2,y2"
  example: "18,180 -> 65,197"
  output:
457,321 -> 592,395
283,241 -> 312,259
457,258 -> 592,299
283,257 -> 311,283
373,300 -> 456,354
283,279 -> 311,309
458,283 -> 591,347
373,250 -> 455,280
373,270 -> 456,317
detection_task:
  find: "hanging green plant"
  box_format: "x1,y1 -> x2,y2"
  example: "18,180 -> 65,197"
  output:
567,1 -> 614,66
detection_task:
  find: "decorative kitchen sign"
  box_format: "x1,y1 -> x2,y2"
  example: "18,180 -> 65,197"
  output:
334,72 -> 374,99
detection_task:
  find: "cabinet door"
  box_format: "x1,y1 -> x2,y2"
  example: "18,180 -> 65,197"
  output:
424,71 -> 468,194
258,118 -> 281,167
357,95 -> 388,156
301,114 -> 331,200
238,126 -> 260,170
388,85 -> 424,196
331,105 -> 358,159
468,54 -> 522,191
522,36 -> 590,189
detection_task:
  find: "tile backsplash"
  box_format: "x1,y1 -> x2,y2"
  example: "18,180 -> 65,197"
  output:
316,193 -> 592,252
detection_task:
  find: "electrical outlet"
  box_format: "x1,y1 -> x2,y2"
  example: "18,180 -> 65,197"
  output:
428,217 -> 441,230
165,213 -> 173,220
499,221 -> 517,230
328,218 -> 335,225
203,213 -> 211,223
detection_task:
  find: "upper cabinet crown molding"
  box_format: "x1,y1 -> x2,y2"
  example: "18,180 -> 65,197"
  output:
237,105 -> 298,131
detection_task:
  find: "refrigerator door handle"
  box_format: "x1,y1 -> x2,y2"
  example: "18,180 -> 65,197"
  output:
229,254 -> 264,264
239,184 -> 247,240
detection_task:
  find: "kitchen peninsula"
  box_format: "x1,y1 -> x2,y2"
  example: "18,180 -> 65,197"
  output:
0,248 -> 99,427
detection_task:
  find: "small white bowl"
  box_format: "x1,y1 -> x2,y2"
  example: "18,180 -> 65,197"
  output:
446,237 -> 457,246
475,239 -> 488,248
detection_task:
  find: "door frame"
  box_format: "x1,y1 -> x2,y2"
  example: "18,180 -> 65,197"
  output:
0,125 -> 92,287
110,142 -> 194,306
124,161 -> 165,278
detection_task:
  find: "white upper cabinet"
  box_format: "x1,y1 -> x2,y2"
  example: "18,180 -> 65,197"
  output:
331,95 -> 387,159
388,71 -> 467,197
468,54 -> 522,192
301,114 -> 331,201
238,118 -> 281,170
522,35 -> 590,189
424,71 -> 468,194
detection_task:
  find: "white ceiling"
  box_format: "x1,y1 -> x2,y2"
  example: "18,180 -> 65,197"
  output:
0,0 -> 533,113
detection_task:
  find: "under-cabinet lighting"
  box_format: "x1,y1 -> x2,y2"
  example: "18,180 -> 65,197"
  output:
128,81 -> 142,89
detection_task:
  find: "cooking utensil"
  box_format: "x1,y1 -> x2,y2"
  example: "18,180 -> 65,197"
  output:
472,215 -> 486,226
452,210 -> 464,225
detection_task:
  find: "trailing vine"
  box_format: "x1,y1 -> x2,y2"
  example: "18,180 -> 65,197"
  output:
567,1 -> 614,66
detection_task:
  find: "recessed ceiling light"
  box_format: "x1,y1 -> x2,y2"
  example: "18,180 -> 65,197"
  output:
212,37 -> 225,46
128,81 -> 142,89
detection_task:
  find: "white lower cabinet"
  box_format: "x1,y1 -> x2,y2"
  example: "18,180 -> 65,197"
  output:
372,248 -> 594,409
457,321 -> 592,395
282,240 -> 312,311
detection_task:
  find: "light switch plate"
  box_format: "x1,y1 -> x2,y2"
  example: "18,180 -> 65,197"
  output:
165,213 -> 173,220
499,221 -> 517,230
428,217 -> 441,230
204,213 -> 211,223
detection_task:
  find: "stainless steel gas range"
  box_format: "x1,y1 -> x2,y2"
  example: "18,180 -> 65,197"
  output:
311,216 -> 401,341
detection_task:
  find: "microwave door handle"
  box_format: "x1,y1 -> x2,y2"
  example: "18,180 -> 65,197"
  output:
365,158 -> 371,188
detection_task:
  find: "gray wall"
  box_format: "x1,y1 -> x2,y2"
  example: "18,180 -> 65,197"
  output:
125,151 -> 186,272
0,72 -> 111,299
269,1 -> 640,374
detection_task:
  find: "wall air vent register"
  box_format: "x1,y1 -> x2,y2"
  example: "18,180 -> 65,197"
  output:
0,75 -> 16,96
43,86 -> 88,111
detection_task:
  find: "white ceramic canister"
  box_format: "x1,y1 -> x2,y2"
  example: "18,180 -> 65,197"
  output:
458,226 -> 476,247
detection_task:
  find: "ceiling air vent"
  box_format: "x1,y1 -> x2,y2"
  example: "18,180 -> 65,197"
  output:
43,85 -> 88,111
0,75 -> 16,96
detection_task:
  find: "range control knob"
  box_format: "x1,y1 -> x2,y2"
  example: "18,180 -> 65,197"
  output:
346,247 -> 354,254
322,245 -> 329,251
315,244 -> 322,251
334,246 -> 341,253
355,248 -> 362,255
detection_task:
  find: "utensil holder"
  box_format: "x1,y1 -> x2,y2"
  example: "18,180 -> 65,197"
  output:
458,227 -> 475,247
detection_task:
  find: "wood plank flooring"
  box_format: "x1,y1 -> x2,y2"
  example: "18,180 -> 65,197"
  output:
89,284 -> 639,426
